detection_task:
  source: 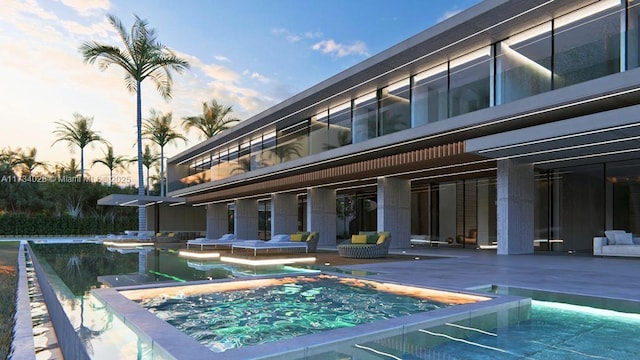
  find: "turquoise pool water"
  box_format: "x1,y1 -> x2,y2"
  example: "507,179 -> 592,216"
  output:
418,300 -> 640,359
303,288 -> 640,360
27,243 -> 316,359
132,275 -> 487,353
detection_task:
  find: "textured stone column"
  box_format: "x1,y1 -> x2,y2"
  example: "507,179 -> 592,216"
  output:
271,193 -> 298,235
497,159 -> 534,255
235,199 -> 259,240
206,203 -> 229,239
307,187 -> 336,247
377,177 -> 411,249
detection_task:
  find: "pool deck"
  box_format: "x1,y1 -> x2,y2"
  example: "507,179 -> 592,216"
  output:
341,246 -> 640,303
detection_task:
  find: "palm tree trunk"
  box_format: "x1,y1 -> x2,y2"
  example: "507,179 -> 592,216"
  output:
160,146 -> 165,197
80,147 -> 85,182
137,80 -> 146,231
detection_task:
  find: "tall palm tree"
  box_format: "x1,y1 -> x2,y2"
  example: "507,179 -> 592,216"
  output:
142,110 -> 187,196
128,145 -> 160,195
16,147 -> 48,177
52,113 -> 107,182
182,100 -> 240,139
91,146 -> 128,186
80,14 -> 190,230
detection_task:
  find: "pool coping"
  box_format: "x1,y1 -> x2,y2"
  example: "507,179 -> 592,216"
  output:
93,274 -> 530,360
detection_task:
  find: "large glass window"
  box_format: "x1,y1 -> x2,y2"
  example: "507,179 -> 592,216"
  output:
234,141 -> 251,175
411,64 -> 448,127
309,111 -> 329,155
250,136 -> 263,171
449,47 -> 492,117
262,131 -> 277,167
553,0 -> 621,89
328,102 -> 352,149
379,79 -> 411,135
275,120 -> 308,164
535,166 -> 605,253
628,0 -> 640,69
352,93 -> 378,143
608,160 -> 640,235
496,23 -> 552,104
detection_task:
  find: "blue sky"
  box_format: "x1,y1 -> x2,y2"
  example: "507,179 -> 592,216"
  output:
0,0 -> 480,183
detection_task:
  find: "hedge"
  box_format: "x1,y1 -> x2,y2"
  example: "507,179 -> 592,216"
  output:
0,214 -> 137,236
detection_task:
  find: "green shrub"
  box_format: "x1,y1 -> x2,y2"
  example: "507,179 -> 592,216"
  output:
0,214 -> 137,236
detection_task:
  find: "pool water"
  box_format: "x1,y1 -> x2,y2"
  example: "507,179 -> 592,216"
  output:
130,275 -> 488,353
418,300 -> 640,360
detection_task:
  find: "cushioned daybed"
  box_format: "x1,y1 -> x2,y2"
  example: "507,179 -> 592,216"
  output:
231,232 -> 319,256
338,231 -> 391,258
187,233 -> 237,250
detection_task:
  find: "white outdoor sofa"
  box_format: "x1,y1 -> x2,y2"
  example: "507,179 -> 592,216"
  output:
593,230 -> 640,257
186,234 -> 237,250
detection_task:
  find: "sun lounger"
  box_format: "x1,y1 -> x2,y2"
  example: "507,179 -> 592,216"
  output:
186,234 -> 237,250
231,233 -> 319,256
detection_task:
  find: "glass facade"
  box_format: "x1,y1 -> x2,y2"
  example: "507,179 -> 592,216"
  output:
553,0 -> 621,89
449,47 -> 492,117
410,178 -> 497,249
496,23 -> 552,104
352,93 -> 378,144
411,64 -> 448,126
175,1 -> 640,193
379,79 -> 411,135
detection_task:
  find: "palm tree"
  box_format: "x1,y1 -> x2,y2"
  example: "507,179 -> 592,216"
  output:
182,100 -> 240,139
128,145 -> 160,195
54,159 -> 82,179
80,14 -> 190,230
92,146 -> 128,186
142,110 -> 187,196
16,147 -> 48,177
52,113 -> 107,182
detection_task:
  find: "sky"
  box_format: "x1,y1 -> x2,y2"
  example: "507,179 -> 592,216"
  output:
0,0 -> 480,186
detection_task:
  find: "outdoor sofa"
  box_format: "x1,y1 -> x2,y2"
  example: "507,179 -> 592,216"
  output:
231,232 -> 319,256
593,230 -> 640,257
337,231 -> 391,258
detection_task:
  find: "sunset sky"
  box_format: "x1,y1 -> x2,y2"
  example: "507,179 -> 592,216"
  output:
0,0 -> 480,184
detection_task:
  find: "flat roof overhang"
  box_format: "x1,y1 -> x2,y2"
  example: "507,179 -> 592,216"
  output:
97,194 -> 187,207
466,104 -> 640,168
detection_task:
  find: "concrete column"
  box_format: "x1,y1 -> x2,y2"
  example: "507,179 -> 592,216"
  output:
307,187 -> 336,247
497,159 -> 534,255
235,199 -> 259,240
271,193 -> 298,235
377,177 -> 411,249
206,203 -> 229,239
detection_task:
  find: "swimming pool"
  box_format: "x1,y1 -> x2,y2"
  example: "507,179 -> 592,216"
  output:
27,242 -> 318,359
297,286 -> 640,360
124,274 -> 490,353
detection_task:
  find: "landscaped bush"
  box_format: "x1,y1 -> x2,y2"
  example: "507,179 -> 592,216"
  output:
0,242 -> 18,360
0,214 -> 137,236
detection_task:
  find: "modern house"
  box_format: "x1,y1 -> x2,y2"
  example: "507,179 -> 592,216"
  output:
166,0 -> 640,255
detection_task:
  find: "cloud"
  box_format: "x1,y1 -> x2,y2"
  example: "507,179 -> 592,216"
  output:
311,39 -> 369,58
273,27 -> 322,43
214,55 -> 230,62
60,0 -> 110,16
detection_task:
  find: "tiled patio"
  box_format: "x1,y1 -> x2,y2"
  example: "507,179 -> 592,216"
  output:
319,245 -> 640,302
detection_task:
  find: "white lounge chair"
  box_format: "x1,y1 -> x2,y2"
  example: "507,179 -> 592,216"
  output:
231,234 -> 315,256
187,234 -> 237,250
